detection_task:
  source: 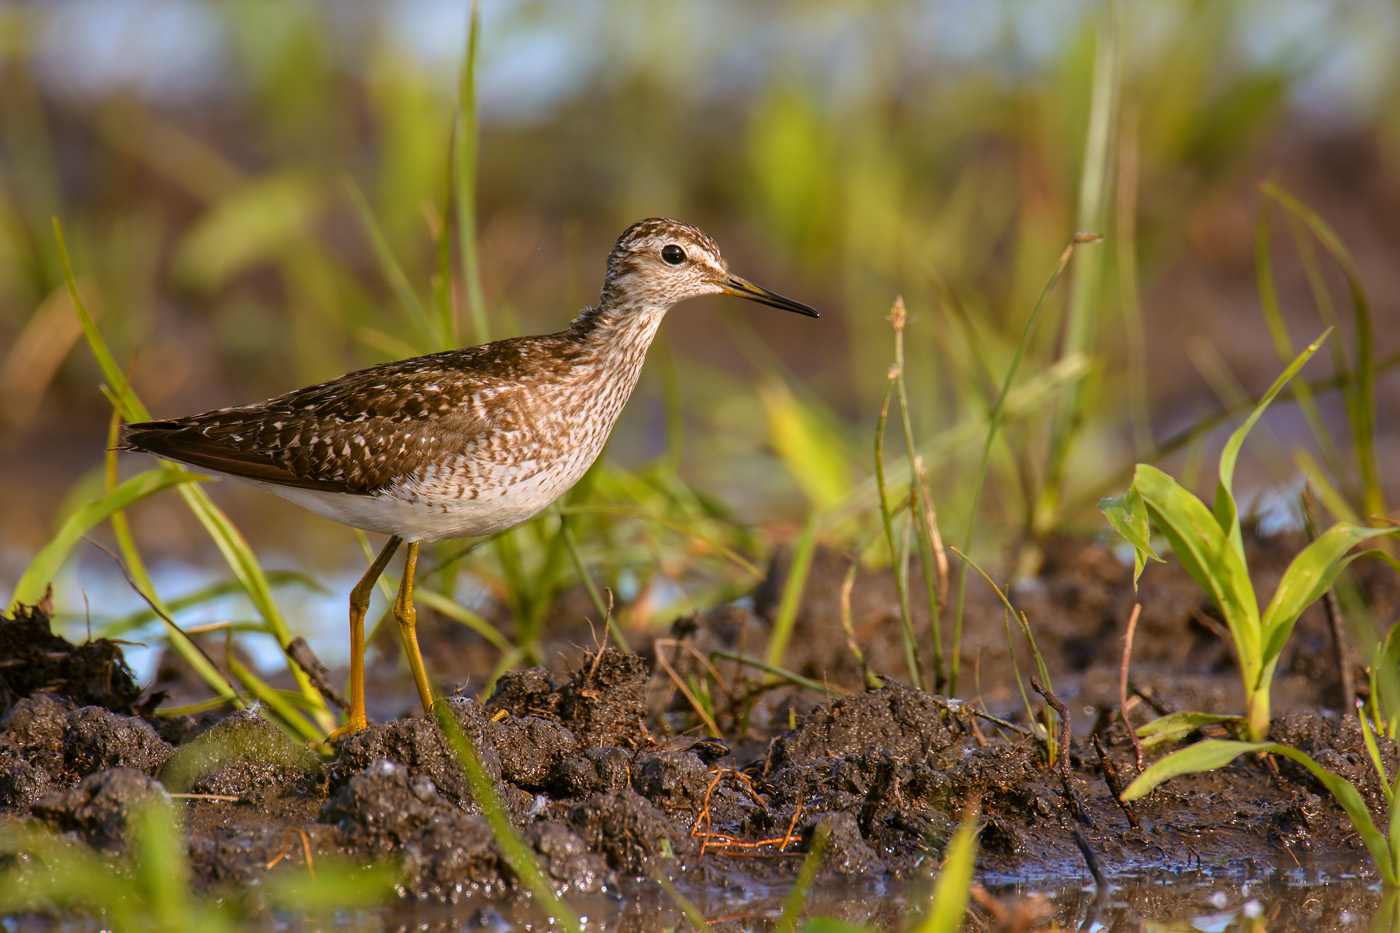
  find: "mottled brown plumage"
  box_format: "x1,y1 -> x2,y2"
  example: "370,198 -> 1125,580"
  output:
122,218 -> 817,737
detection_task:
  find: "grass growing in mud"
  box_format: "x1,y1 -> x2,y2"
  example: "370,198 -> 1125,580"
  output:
5,0 -> 1400,929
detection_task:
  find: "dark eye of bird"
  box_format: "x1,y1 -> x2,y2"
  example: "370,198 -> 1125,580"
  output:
661,244 -> 686,265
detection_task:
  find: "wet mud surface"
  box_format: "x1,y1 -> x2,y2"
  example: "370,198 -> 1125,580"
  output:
2,532 -> 1397,928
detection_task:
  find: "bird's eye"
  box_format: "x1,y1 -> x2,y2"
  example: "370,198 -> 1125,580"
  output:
660,244 -> 686,265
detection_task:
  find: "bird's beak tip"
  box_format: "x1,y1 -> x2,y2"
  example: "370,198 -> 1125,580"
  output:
722,275 -> 820,318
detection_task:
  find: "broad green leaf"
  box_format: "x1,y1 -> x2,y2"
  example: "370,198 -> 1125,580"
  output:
1260,531 -> 1399,668
11,468 -> 205,607
1124,739 -> 1271,800
1213,329 -> 1330,559
1132,464 -> 1262,671
1123,739 -> 1396,885
1267,743 -> 1396,886
1100,486 -> 1160,584
1134,711 -> 1244,748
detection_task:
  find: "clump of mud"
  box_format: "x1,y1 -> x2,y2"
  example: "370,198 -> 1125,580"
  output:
0,603 -> 148,717
1,533 -> 1394,921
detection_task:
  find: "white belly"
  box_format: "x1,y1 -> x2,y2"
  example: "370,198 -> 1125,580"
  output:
241,474 -> 567,543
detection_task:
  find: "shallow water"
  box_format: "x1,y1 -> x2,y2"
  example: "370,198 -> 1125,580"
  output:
287,873 -> 1388,932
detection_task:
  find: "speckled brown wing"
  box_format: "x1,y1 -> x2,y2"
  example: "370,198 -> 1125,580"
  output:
120,344 -> 544,495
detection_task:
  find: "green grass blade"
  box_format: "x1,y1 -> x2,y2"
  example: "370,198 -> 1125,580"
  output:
560,505 -> 763,579
651,869 -> 710,932
561,516 -> 628,653
226,646 -> 323,744
891,300 -> 945,688
1255,203 -> 1345,479
436,702 -> 583,932
1267,743 -> 1394,885
54,219 -> 146,421
1357,705 -> 1391,801
131,802 -> 188,929
1122,739 -> 1269,801
874,365 -> 923,690
911,807 -> 979,933
184,493 -> 332,727
343,176 -> 436,348
411,586 -> 515,655
102,570 -> 325,637
776,821 -> 829,932
1040,0 -> 1117,533
760,377 -> 852,513
765,513 -> 818,675
453,0 -> 487,344
1390,770 -> 1400,875
104,412 -> 158,601
55,218 -> 328,723
1264,182 -> 1382,519
1213,328 -> 1330,557
1294,449 -> 1361,525
708,649 -> 844,695
11,468 -> 203,607
956,237 -> 1087,695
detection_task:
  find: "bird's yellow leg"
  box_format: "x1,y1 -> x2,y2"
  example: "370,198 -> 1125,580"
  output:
324,535 -> 402,744
393,541 -> 435,716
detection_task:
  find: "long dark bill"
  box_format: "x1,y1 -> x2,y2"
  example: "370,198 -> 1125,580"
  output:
722,275 -> 820,318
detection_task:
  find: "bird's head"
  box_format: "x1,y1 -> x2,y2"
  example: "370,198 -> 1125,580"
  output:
601,218 -> 818,318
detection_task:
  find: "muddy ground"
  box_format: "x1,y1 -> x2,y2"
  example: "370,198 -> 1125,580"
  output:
2,531 -> 1397,930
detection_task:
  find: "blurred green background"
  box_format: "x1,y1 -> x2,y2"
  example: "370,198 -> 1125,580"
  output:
2,0 -> 1399,662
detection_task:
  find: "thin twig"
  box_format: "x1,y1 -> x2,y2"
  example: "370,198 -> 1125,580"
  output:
82,536 -> 243,705
927,694 -> 1034,737
168,793 -> 240,802
286,636 -> 348,710
1032,677 -> 1092,829
1091,733 -> 1138,828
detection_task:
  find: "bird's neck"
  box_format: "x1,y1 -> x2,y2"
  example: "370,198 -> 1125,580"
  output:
567,302 -> 669,360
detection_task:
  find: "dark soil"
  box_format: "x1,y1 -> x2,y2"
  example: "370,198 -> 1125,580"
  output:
2,531 -> 1396,928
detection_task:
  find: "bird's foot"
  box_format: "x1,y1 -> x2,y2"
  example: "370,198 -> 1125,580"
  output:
317,713 -> 369,749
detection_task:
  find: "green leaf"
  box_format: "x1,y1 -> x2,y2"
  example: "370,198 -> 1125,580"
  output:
1134,711 -> 1244,748
1132,464 -> 1262,674
1260,530 -> 1398,672
1100,486 -> 1160,584
1123,739 -> 1271,801
11,468 -> 205,607
1123,739 -> 1396,885
1213,329 -> 1329,559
